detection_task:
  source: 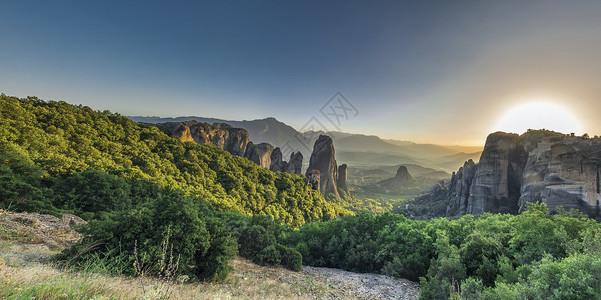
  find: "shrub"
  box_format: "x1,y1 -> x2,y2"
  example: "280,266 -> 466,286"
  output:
278,244 -> 302,271
238,225 -> 276,259
254,245 -> 282,266
62,189 -> 237,281
52,170 -> 131,217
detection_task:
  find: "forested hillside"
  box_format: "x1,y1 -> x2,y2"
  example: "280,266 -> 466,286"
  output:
0,94 -> 347,227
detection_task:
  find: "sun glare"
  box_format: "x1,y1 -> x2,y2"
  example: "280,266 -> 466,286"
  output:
493,101 -> 581,135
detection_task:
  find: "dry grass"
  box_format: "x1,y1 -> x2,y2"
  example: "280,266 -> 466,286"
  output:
0,246 -> 353,299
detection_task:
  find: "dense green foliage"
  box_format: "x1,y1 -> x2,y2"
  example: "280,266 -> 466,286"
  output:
61,186 -> 237,281
278,205 -> 601,299
0,94 -> 344,281
0,94 -> 347,226
225,214 -> 302,271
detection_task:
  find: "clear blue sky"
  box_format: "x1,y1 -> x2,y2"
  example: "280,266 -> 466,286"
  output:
3,0 -> 601,145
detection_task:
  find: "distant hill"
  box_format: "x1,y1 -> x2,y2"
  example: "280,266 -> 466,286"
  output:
348,163 -> 449,185
337,151 -> 422,167
383,139 -> 483,157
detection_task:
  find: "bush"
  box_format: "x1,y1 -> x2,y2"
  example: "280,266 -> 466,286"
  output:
278,244 -> 302,271
238,225 -> 276,259
52,170 -> 131,217
194,217 -> 238,282
254,245 -> 281,266
62,189 -> 237,281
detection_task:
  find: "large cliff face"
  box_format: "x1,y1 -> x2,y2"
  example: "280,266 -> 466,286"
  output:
445,159 -> 477,216
161,121 -> 302,175
286,152 -> 303,175
465,132 -> 528,215
519,138 -> 601,214
445,130 -> 601,217
163,121 -> 250,156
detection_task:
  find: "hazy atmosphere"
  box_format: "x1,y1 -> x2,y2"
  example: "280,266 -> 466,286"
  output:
3,0 -> 601,145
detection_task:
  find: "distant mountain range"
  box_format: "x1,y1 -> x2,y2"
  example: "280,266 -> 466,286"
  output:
129,116 -> 482,172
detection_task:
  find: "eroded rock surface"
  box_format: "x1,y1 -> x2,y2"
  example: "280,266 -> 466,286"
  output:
286,152 -> 303,175
337,164 -> 351,197
306,135 -> 340,197
445,130 -> 601,216
163,121 -> 250,156
162,121 -> 302,174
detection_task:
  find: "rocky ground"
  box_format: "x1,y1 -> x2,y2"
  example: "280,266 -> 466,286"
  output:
303,266 -> 420,300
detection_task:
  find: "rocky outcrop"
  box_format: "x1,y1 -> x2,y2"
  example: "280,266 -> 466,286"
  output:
465,132 -> 528,214
162,121 -> 303,175
163,121 -> 250,156
445,160 -> 477,216
306,135 -> 344,197
519,137 -> 601,214
308,169 -> 321,192
444,130 -> 601,217
269,148 -> 286,172
286,152 -> 303,175
376,165 -> 413,193
244,142 -> 275,169
270,149 -> 303,175
337,164 -> 350,197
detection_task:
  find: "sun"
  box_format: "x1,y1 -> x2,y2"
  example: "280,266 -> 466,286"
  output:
493,101 -> 581,135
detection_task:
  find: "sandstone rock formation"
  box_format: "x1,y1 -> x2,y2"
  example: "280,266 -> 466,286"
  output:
163,121 -> 250,156
269,149 -> 303,175
269,147 -> 286,172
285,152 -> 303,175
306,135 -> 347,197
162,121 -> 303,175
519,137 -> 601,214
244,142 -> 275,169
308,169 -> 321,192
444,130 -> 601,217
376,165 -> 413,193
445,159 -> 477,215
465,132 -> 527,215
337,164 -> 350,197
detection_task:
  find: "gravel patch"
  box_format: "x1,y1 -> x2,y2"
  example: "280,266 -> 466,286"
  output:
303,266 -> 421,300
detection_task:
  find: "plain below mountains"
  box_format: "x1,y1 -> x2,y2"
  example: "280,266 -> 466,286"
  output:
129,116 -> 482,173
